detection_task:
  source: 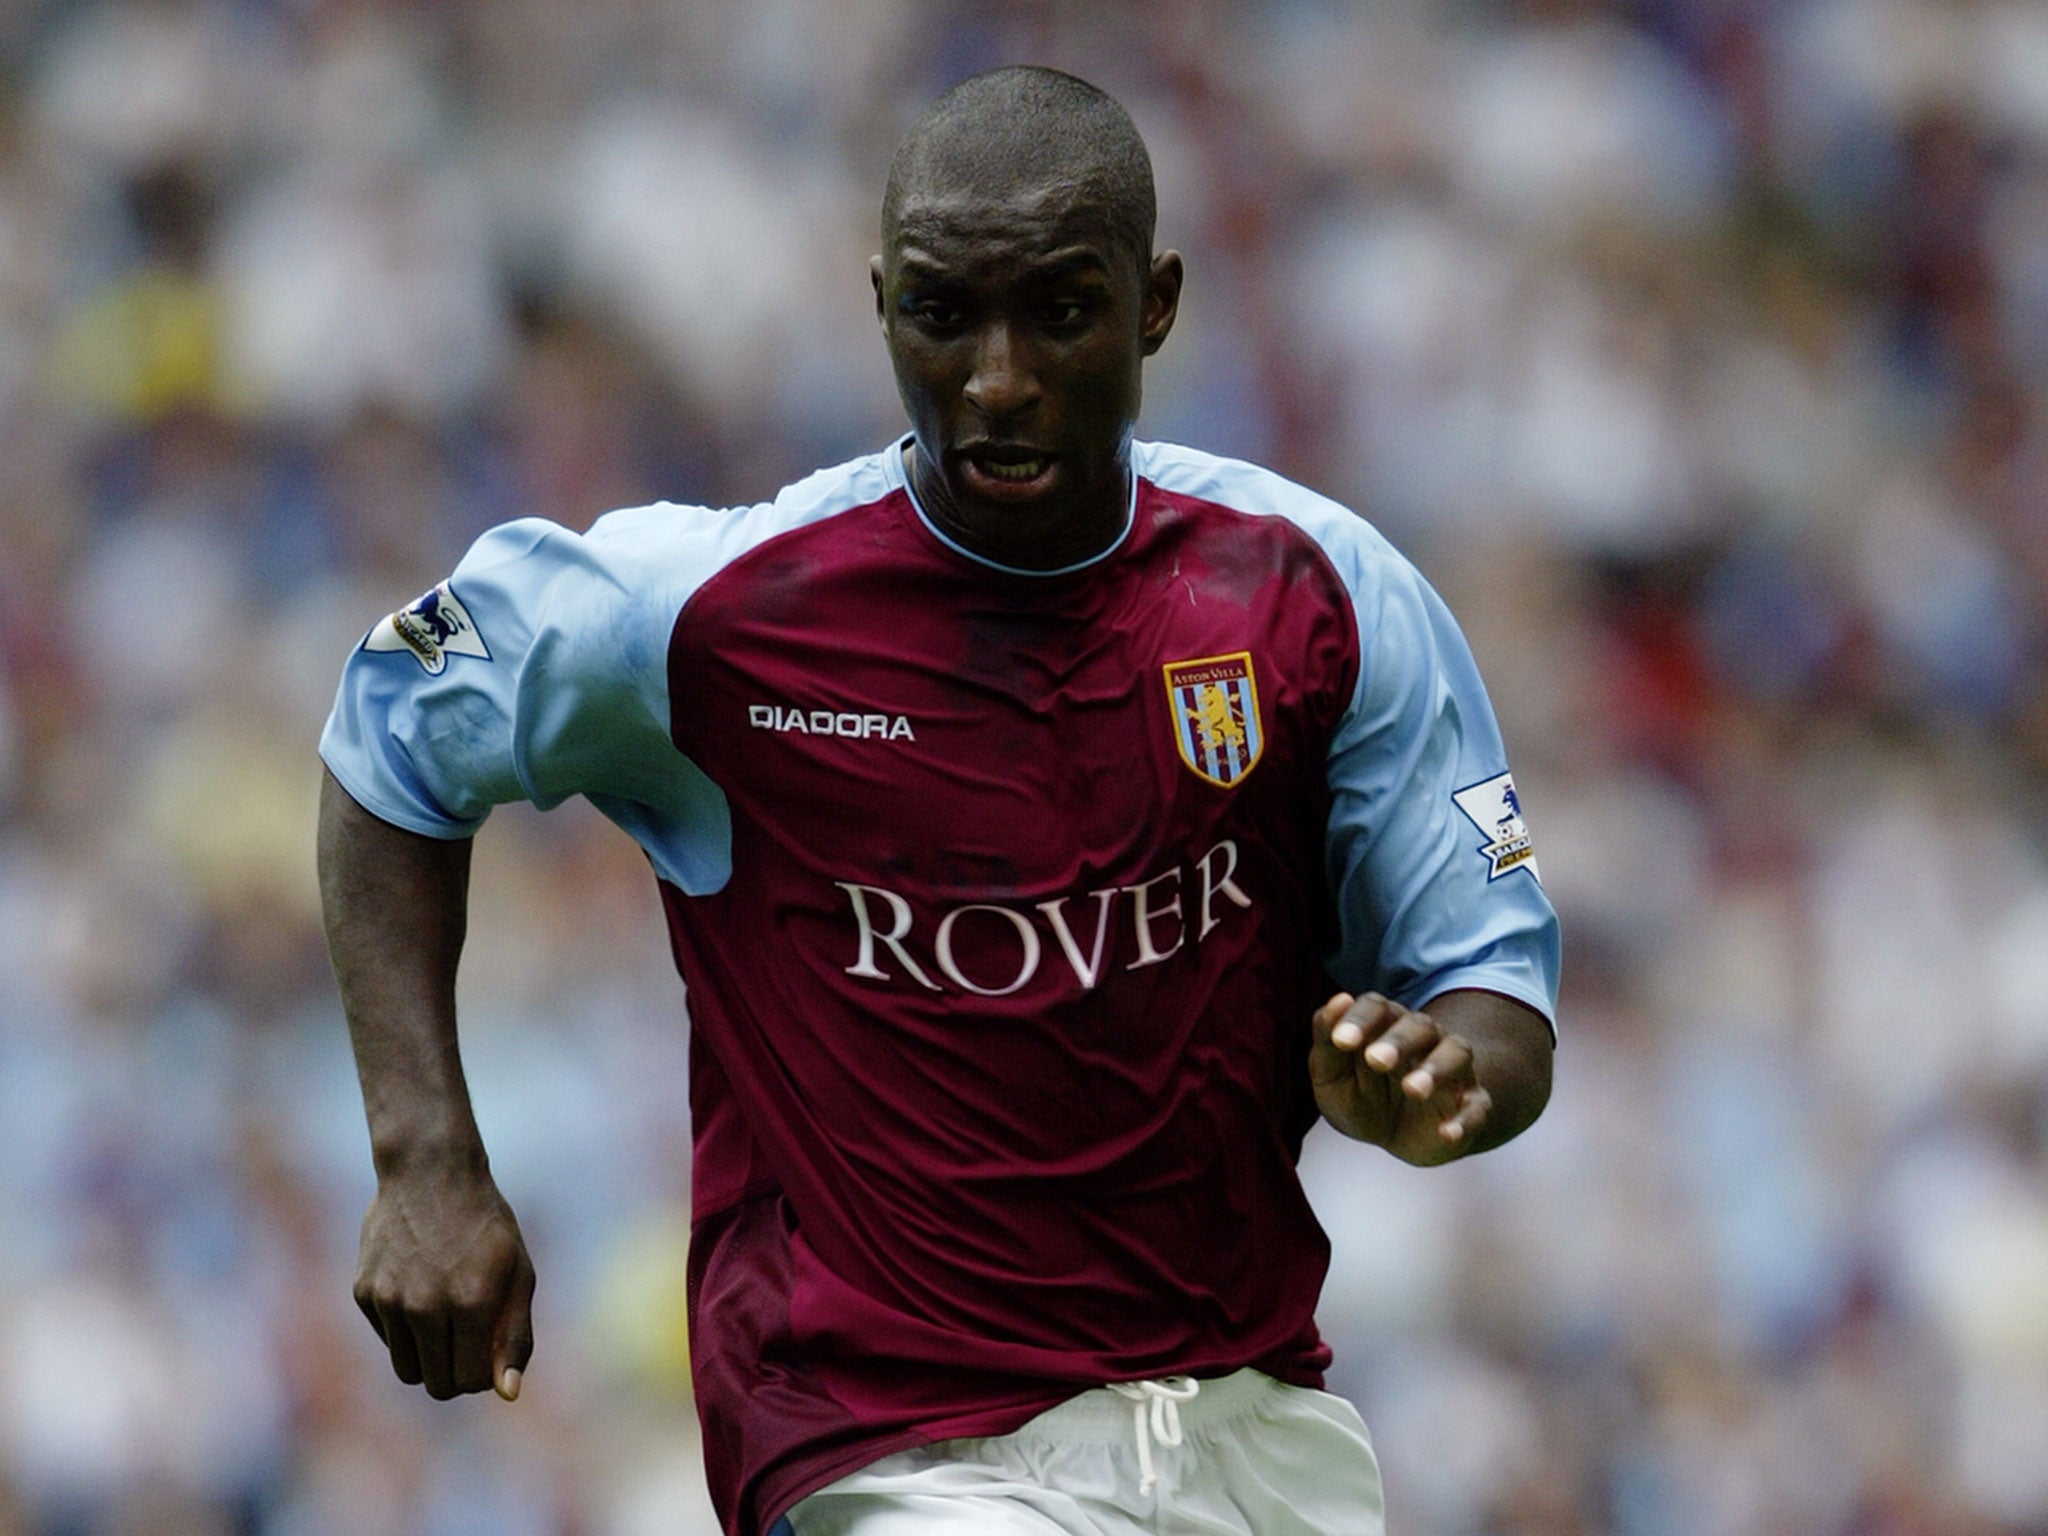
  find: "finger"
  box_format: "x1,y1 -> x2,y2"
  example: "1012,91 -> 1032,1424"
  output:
1325,992 -> 1404,1056
1400,1034 -> 1475,1102
1356,1003 -> 1438,1076
355,1282 -> 389,1345
1314,992 -> 1355,1034
1435,1084 -> 1493,1145
414,1309 -> 457,1400
376,1301 -> 425,1386
493,1257 -> 537,1401
449,1291 -> 497,1398
1309,993 -> 1359,1086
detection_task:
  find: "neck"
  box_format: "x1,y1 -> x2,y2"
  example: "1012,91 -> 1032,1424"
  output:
904,441 -> 1131,573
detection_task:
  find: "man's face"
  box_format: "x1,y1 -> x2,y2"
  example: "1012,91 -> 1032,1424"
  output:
872,174 -> 1181,569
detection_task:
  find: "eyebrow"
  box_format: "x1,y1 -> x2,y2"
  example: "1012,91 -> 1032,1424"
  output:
1030,246 -> 1115,271
894,245 -> 1114,280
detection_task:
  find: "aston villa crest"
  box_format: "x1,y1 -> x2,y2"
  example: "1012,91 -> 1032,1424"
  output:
1165,652 -> 1263,787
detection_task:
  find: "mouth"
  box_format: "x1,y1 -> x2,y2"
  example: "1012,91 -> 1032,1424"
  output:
959,444 -> 1057,500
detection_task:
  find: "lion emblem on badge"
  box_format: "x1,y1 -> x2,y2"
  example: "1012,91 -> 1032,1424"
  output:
1164,652 -> 1264,787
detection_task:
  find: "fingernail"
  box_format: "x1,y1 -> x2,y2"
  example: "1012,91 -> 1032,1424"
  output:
1364,1043 -> 1397,1070
1403,1070 -> 1433,1097
1333,1022 -> 1362,1050
497,1368 -> 521,1401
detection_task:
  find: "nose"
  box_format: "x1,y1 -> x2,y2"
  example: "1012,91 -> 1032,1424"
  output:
962,321 -> 1040,420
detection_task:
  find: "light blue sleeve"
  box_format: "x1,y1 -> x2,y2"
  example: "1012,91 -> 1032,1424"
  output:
1321,541 -> 1561,1033
317,508 -> 734,893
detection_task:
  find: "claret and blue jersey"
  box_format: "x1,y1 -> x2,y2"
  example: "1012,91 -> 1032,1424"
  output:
320,438 -> 1560,1536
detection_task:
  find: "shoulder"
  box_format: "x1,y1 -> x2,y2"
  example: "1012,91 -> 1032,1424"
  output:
395,448 -> 902,688
481,446 -> 903,616
1134,441 -> 1428,619
585,445 -> 901,570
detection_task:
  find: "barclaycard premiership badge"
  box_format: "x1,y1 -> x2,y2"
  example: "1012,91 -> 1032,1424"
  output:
363,581 -> 491,675
1453,771 -> 1539,881
1165,652 -> 1263,787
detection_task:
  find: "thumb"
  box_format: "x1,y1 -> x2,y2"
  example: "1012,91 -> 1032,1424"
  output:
492,1259 -> 536,1401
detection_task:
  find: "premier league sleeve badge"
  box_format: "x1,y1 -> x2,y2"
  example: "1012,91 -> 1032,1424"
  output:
362,581 -> 492,675
1452,771 -> 1539,881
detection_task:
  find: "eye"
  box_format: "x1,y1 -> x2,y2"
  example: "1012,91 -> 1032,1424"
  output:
1042,296 -> 1089,330
901,295 -> 963,331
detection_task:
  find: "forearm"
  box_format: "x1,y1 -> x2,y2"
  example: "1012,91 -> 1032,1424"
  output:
319,769 -> 535,1400
317,768 -> 485,1176
1419,987 -> 1553,1154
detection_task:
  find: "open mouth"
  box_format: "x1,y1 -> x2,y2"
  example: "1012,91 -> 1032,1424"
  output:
980,455 -> 1050,482
961,446 -> 1056,496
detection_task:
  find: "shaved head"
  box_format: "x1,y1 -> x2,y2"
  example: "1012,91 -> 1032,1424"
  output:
882,67 -> 1157,275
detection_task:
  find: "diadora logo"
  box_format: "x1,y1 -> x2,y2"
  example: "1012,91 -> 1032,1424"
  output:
749,704 -> 916,741
834,839 -> 1254,997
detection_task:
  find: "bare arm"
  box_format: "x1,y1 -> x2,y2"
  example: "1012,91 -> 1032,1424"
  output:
1309,987 -> 1553,1165
318,767 -> 534,1400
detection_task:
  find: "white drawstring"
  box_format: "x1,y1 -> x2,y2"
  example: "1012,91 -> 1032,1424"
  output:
1107,1376 -> 1200,1495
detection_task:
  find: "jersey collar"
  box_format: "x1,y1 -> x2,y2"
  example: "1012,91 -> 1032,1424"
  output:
887,436 -> 1139,578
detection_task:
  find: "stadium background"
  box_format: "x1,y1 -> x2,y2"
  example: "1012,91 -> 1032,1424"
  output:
3,0 -> 2047,1531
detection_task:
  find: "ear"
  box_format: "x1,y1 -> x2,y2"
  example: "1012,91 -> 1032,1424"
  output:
1140,251 -> 1184,357
871,255 -> 888,328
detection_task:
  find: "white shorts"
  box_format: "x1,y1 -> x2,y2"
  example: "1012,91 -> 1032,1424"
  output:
781,1369 -> 1385,1536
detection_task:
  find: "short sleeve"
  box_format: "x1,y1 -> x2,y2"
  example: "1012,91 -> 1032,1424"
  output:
1321,552 -> 1561,1033
318,512 -> 700,847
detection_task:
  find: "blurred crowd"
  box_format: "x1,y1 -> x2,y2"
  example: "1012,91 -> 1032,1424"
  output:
3,0 -> 2047,1532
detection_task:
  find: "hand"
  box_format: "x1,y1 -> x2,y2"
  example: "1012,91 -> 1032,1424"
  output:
353,1155 -> 536,1401
1310,991 -> 1492,1165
